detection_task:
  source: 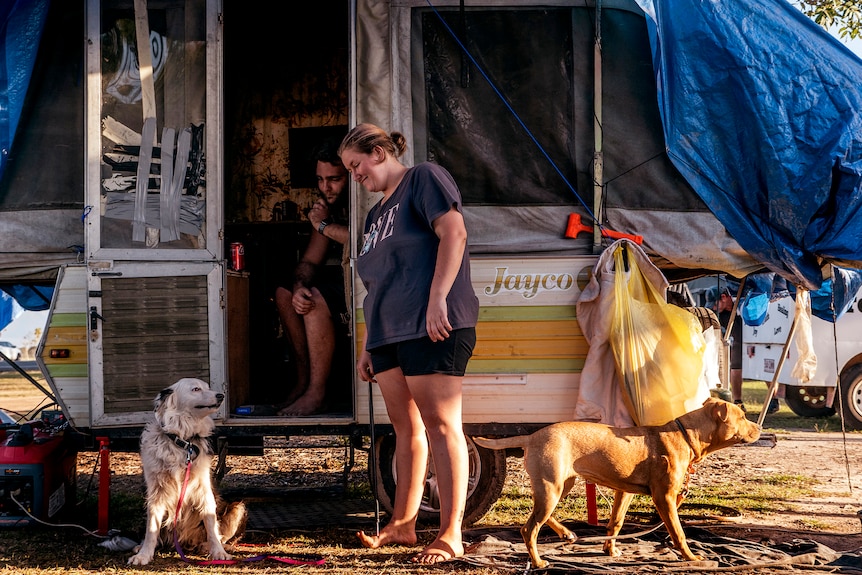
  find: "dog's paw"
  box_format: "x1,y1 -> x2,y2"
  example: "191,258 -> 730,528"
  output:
602,541 -> 622,557
208,545 -> 232,561
127,552 -> 152,566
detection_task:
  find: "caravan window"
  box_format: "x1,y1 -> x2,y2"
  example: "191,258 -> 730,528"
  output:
96,0 -> 208,251
407,3 -> 694,255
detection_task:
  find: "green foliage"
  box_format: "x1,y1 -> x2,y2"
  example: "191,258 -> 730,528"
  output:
797,0 -> 862,39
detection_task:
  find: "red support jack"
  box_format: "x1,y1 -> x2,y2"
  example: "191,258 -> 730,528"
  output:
97,437 -> 110,536
586,482 -> 598,525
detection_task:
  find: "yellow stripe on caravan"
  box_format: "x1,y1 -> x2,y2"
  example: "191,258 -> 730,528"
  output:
355,305 -> 587,374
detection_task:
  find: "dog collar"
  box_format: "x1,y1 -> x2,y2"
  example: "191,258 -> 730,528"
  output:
165,432 -> 202,461
673,418 -> 697,455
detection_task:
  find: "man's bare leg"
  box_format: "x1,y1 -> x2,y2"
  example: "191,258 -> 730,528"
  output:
274,287 -> 310,408
279,291 -> 335,415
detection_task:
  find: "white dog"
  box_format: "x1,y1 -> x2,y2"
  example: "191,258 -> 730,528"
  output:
128,377 -> 247,565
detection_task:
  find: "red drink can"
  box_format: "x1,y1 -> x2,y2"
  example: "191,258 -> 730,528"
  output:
229,242 -> 245,271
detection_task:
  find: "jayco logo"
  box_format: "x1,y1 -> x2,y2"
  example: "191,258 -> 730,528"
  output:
484,267 -> 574,299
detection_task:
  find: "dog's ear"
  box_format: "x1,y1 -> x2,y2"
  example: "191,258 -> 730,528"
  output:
715,399 -> 730,422
154,387 -> 174,412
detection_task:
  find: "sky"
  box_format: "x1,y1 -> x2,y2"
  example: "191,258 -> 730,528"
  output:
0,309 -> 47,349
833,32 -> 862,59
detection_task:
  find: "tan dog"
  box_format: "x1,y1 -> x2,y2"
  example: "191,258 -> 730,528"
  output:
474,397 -> 760,568
128,378 -> 247,565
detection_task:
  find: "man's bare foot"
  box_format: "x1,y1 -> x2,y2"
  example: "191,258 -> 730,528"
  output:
411,540 -> 463,565
274,382 -> 308,413
277,393 -> 326,416
356,526 -> 418,549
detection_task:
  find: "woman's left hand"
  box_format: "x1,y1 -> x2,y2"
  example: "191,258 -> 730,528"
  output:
426,297 -> 452,342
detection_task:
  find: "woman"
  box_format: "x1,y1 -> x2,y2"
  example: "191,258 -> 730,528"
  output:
339,123 -> 479,565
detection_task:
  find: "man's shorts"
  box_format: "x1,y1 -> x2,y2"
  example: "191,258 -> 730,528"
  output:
369,327 -> 476,377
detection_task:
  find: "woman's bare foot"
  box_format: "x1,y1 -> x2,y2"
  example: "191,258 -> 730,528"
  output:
356,525 -> 418,549
411,540 -> 463,565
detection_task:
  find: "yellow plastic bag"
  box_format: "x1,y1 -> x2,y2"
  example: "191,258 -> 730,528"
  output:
609,244 -> 708,426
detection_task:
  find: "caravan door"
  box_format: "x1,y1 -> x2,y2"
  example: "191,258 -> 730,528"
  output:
84,0 -> 224,426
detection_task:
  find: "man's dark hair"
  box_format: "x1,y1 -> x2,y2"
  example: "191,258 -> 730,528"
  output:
313,138 -> 343,166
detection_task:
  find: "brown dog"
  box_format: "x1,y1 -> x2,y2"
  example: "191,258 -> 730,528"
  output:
474,397 -> 761,568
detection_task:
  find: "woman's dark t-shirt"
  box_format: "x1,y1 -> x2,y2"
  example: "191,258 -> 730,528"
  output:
357,162 -> 479,351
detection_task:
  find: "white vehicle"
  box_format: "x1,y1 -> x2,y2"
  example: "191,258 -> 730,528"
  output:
0,341 -> 21,362
742,288 -> 862,428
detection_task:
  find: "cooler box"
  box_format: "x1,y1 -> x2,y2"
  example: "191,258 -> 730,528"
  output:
0,422 -> 78,525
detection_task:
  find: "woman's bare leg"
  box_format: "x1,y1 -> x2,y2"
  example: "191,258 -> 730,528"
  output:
407,373 -> 467,564
356,367 -> 426,548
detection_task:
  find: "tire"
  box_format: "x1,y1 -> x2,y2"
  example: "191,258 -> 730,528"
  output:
371,432 -> 506,526
783,385 -> 836,418
839,364 -> 862,431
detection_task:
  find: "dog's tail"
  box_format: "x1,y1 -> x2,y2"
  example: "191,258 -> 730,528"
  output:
473,435 -> 527,450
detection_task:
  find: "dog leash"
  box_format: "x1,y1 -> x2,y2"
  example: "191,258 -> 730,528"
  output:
171,452 -> 325,567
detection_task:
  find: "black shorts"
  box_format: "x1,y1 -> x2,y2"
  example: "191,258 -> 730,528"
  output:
279,265 -> 348,328
315,266 -> 348,322
369,327 -> 476,377
730,339 -> 742,370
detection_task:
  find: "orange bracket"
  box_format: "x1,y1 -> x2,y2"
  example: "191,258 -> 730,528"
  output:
565,213 -> 643,245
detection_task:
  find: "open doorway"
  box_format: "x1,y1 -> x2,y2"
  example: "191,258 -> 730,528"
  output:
222,1 -> 351,417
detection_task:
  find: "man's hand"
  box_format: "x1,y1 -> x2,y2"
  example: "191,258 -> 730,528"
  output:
307,199 -> 330,229
292,286 -> 315,315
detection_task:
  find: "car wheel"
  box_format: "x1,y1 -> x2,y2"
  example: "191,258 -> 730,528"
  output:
371,432 -> 507,526
840,364 -> 862,431
783,385 -> 836,418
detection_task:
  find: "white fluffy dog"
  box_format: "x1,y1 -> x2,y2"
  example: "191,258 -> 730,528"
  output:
128,377 -> 246,565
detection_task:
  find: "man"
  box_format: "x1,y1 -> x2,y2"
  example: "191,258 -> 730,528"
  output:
715,286 -> 779,414
716,288 -> 744,410
274,141 -> 349,416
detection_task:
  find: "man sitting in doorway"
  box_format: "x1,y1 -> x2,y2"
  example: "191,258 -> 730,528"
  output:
274,140 -> 349,415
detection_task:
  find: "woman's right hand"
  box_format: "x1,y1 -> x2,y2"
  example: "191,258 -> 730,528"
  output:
356,350 -> 376,383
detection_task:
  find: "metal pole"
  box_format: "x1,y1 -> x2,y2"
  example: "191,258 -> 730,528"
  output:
592,0 -> 604,253
756,303 -> 801,428
367,380 -> 380,535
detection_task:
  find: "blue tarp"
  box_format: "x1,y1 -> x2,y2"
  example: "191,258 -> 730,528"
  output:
0,0 -> 51,182
638,0 -> 862,292
0,291 -> 22,333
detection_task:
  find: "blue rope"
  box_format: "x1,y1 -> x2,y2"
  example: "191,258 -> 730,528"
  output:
424,0 -> 598,222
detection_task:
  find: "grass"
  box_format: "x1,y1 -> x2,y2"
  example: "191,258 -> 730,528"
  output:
0,371 -> 849,573
0,369 -> 57,422
737,379 -> 849,433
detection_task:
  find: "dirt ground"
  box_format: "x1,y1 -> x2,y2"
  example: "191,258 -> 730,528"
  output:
0,421 -> 848,574
685,429 -> 862,552
86,428 -> 862,548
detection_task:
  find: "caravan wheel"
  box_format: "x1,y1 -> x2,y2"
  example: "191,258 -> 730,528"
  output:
840,364 -> 862,431
783,386 -> 836,418
371,433 -> 506,526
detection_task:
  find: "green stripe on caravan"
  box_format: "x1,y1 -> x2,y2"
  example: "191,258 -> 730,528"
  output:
49,313 -> 88,327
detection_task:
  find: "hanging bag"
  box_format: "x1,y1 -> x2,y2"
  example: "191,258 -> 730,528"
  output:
609,243 -> 710,426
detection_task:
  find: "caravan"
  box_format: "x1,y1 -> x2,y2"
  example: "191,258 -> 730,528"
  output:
3,0 -> 862,526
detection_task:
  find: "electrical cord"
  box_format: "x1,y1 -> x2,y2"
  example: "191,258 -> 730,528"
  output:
8,489 -> 106,538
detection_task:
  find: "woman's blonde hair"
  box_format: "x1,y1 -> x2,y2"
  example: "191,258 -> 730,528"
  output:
339,123 -> 407,159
